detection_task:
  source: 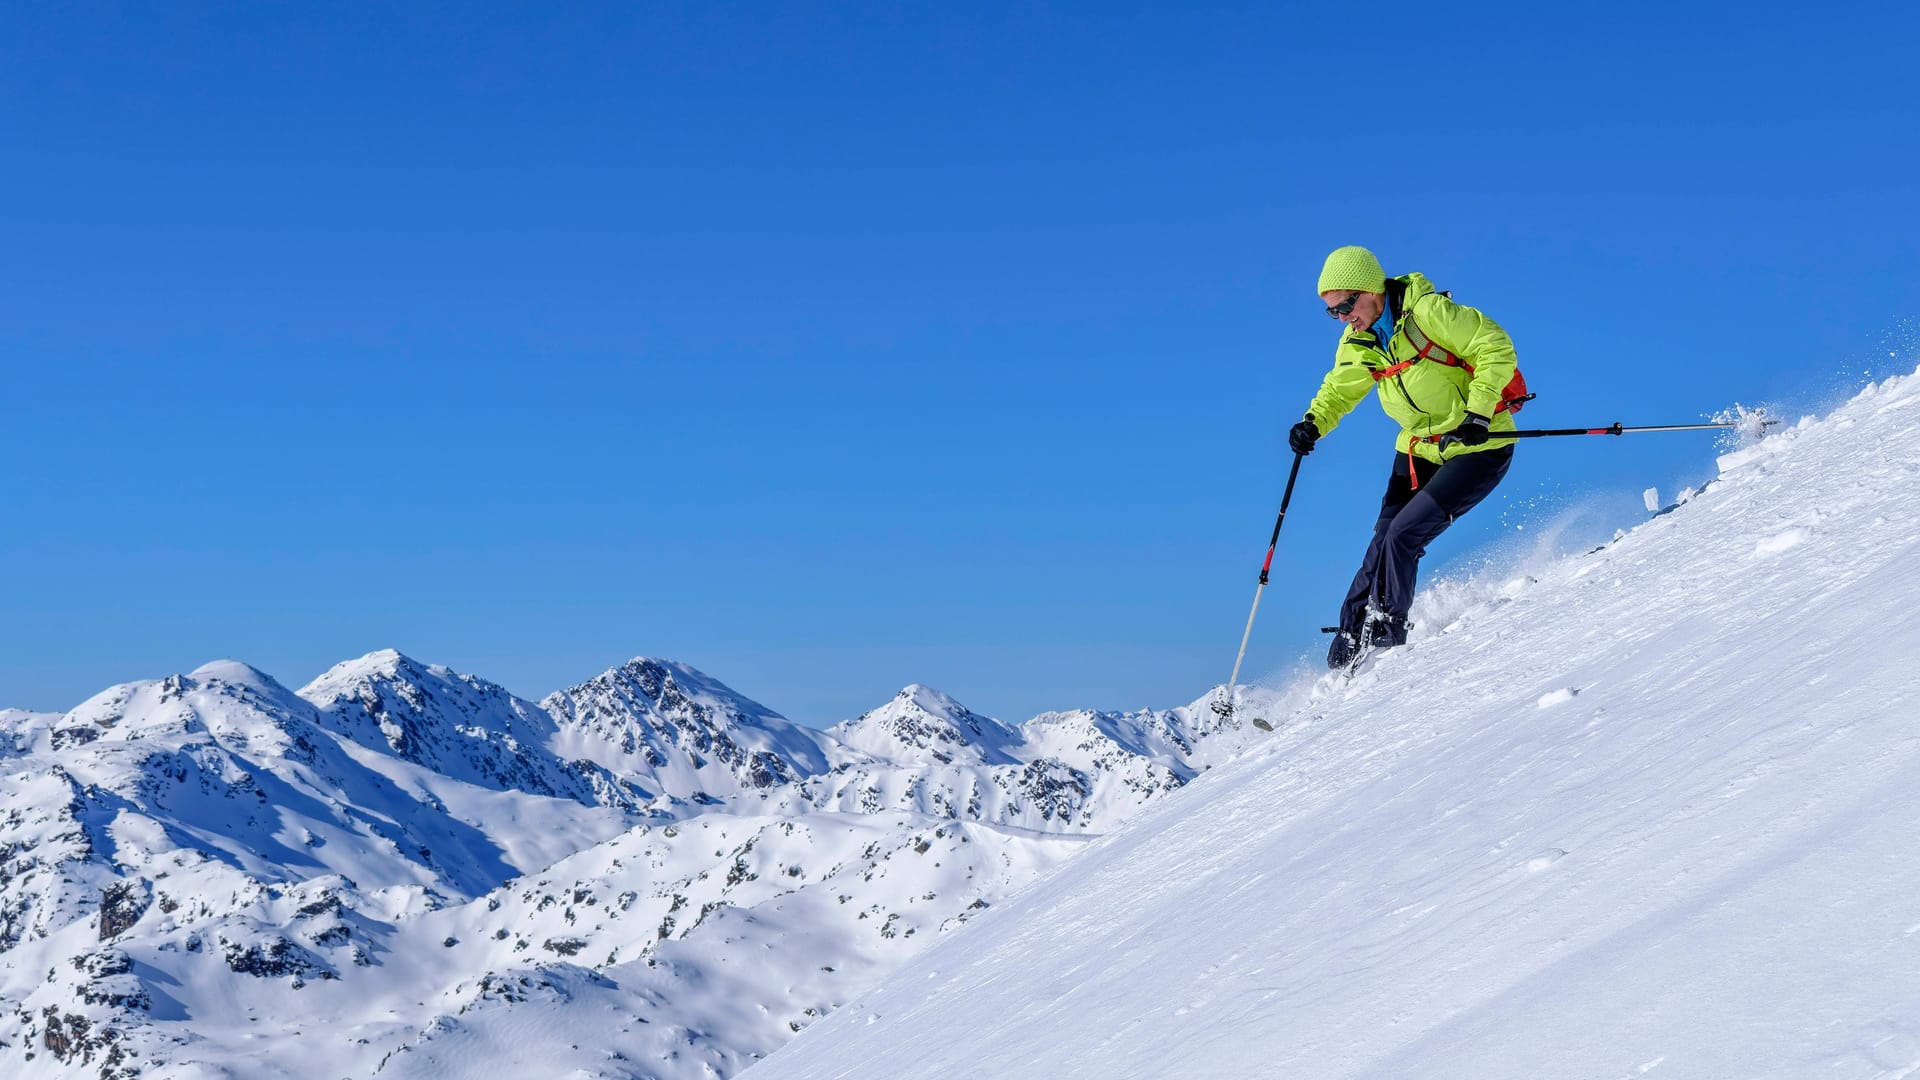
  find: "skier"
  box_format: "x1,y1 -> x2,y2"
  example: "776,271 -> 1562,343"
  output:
1288,246 -> 1523,669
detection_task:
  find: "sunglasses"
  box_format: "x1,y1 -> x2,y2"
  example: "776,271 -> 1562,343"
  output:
1325,291 -> 1363,319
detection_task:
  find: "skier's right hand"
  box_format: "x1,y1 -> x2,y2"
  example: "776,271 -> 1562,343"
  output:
1289,418 -> 1319,456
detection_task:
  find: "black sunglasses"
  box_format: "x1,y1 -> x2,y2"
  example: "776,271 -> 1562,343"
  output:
1325,291 -> 1363,319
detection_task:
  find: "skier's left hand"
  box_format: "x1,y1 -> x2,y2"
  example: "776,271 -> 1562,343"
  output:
1449,412 -> 1492,447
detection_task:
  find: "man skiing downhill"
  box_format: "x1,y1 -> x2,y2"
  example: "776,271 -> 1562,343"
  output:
1290,246 -> 1523,669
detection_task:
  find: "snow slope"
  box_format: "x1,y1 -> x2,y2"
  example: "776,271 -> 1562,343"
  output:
750,368 -> 1920,1080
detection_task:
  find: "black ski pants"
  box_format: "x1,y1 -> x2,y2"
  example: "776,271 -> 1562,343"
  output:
1337,444 -> 1514,636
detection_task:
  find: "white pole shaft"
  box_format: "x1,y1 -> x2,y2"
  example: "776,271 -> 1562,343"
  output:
1222,580 -> 1266,712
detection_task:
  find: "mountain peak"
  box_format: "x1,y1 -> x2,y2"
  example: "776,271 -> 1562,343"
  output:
300,648 -> 424,690
294,650 -> 606,804
188,659 -> 291,694
894,683 -> 964,714
542,656 -> 836,797
605,657 -> 785,719
829,685 -> 1020,767
296,649 -> 443,714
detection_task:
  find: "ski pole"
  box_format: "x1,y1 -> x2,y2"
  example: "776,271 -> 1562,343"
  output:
1213,451 -> 1304,721
1439,419 -> 1775,451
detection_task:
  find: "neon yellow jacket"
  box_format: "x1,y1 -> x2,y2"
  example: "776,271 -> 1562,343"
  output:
1304,272 -> 1519,463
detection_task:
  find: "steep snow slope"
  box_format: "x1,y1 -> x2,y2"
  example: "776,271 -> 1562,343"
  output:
750,369 -> 1920,1080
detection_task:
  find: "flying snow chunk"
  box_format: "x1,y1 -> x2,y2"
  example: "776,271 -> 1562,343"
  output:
1537,688 -> 1578,708
1643,488 -> 1660,513
1711,402 -> 1776,443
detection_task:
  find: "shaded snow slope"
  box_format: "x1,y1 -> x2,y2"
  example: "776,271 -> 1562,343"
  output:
750,369 -> 1920,1080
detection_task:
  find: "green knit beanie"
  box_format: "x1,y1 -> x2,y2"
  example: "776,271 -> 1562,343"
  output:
1317,245 -> 1386,295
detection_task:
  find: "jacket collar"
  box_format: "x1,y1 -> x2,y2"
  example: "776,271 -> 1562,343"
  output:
1340,272 -> 1431,348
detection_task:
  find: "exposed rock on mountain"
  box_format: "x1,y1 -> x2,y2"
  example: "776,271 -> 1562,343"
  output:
828,684 -> 1022,767
0,650 -> 1245,1079
542,657 -> 841,804
302,649 -> 638,808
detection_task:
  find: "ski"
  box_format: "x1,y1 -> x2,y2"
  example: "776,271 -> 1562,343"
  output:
1342,640 -> 1379,681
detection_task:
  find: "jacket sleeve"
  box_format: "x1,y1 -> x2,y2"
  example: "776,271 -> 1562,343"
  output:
1302,341 -> 1376,437
1413,294 -> 1518,420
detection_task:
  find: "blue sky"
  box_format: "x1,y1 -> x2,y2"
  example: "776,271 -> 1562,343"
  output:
4,3 -> 1915,725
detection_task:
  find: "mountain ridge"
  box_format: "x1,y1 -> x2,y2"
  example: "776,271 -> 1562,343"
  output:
0,643 -> 1258,1078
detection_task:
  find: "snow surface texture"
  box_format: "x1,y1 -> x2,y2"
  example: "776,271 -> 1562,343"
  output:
751,368 -> 1920,1079
0,648 -> 1251,1077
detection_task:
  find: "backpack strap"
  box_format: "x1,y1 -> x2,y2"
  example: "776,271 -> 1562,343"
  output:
1368,310 -> 1466,384
1402,316 -> 1472,373
1373,283 -> 1535,433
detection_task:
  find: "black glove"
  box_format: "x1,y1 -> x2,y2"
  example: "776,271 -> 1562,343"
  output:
1450,412 -> 1491,447
1288,417 -> 1320,456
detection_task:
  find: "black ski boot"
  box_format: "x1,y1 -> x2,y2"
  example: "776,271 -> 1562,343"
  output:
1326,627 -> 1362,670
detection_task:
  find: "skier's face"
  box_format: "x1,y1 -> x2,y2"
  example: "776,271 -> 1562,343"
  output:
1321,289 -> 1384,330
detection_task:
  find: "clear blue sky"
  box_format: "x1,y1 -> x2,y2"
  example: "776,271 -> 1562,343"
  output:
4,3 -> 1915,725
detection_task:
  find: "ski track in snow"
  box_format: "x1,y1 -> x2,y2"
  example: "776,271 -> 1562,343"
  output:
750,367 -> 1920,1080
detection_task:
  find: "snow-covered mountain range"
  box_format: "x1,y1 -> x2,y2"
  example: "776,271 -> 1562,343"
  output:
0,642 -> 1252,1077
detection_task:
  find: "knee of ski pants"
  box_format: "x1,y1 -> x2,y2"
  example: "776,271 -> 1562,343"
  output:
1381,493 -> 1452,558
